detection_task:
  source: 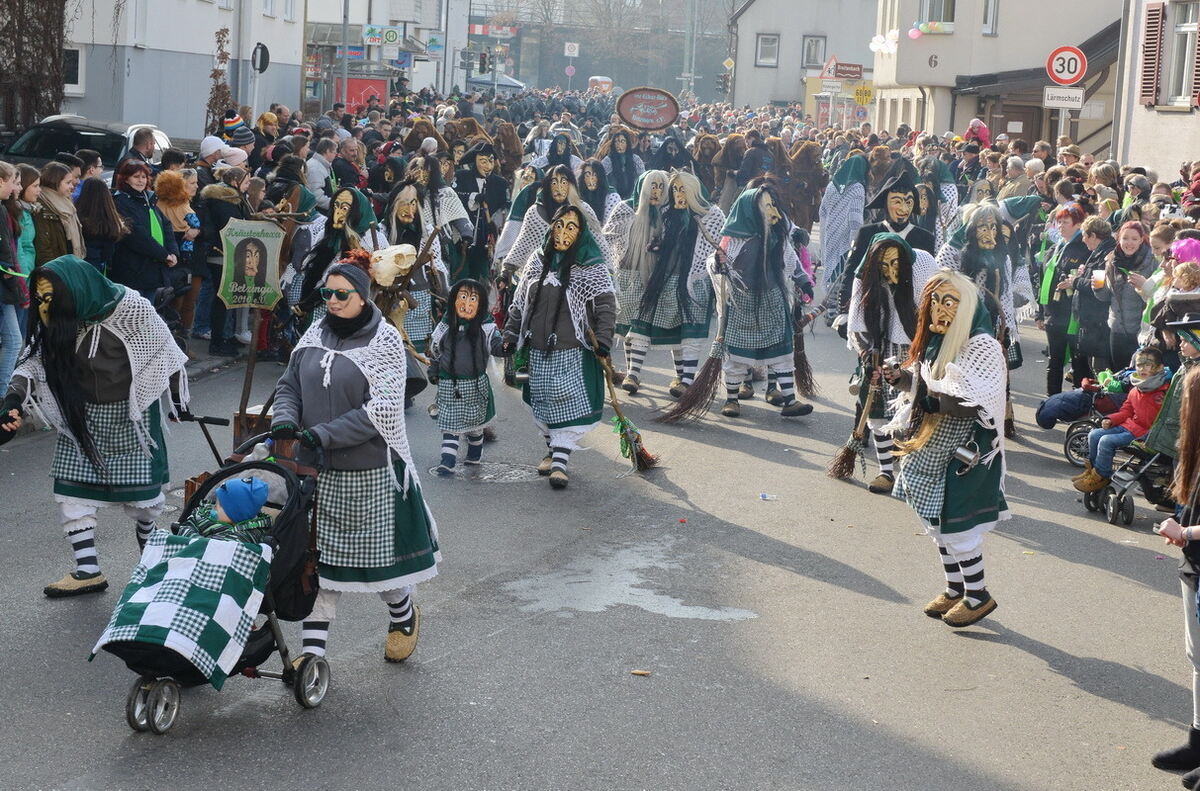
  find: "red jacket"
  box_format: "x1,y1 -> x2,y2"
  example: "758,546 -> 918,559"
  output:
1107,381 -> 1170,438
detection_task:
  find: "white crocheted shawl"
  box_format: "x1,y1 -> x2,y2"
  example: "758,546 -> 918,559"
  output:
291,317 -> 418,493
15,288 -> 189,455
511,251 -> 615,350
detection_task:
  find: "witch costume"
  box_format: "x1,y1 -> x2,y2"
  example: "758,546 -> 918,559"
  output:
273,263 -> 439,663
382,185 -> 452,354
606,170 -> 724,396
429,280 -> 504,474
817,154 -> 868,291
4,256 -> 188,597
884,270 -> 1008,628
452,142 -> 511,283
502,206 -> 616,489
711,185 -> 814,418
846,233 -> 938,494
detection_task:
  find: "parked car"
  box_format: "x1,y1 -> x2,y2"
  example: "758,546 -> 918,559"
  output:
1,115 -> 171,181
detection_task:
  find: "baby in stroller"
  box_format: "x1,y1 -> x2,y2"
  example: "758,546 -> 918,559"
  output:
178,477 -> 272,543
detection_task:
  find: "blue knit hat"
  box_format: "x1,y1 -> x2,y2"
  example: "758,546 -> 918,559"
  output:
215,477 -> 269,523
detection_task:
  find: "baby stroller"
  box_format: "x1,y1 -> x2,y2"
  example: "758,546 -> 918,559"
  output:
1062,381 -> 1127,467
1081,442 -> 1175,525
93,423 -> 328,735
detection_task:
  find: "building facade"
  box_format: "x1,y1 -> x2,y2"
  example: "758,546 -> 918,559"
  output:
871,0 -> 1120,152
63,0 -> 306,141
729,0 -> 877,117
1111,0 -> 1200,180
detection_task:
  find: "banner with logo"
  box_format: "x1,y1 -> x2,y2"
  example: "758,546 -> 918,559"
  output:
218,219 -> 284,309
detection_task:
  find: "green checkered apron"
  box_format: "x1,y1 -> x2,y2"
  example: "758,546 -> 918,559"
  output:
725,286 -> 792,362
614,269 -> 646,337
894,415 -> 1006,532
91,530 -> 271,690
522,347 -> 605,429
315,460 -> 439,592
404,289 -> 434,353
436,373 -> 495,434
51,400 -> 169,503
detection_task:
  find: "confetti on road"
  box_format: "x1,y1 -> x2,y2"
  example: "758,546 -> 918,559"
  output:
630,669 -> 652,677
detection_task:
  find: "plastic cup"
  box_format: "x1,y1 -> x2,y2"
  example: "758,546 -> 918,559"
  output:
1092,269 -> 1106,288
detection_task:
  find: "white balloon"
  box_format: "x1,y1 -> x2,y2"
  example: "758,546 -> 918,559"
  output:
869,42 -> 882,52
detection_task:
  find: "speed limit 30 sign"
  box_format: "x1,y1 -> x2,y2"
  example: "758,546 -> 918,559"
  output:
1046,45 -> 1087,86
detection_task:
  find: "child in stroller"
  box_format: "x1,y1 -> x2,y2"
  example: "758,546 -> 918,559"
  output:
1037,372 -> 1128,467
91,432 -> 328,735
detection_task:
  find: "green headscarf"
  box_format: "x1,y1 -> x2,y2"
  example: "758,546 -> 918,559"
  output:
856,232 -> 914,276
333,187 -> 378,236
932,158 -> 956,186
624,170 -> 661,211
831,154 -> 869,191
509,182 -> 538,223
294,185 -> 318,223
923,283 -> 995,361
38,255 -> 124,322
721,186 -> 767,239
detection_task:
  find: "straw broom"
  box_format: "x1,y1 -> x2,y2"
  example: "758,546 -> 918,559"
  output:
655,262 -> 729,424
588,329 -> 659,472
827,352 -> 880,480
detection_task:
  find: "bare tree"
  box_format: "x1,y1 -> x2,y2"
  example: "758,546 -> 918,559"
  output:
0,0 -> 75,128
205,28 -> 236,136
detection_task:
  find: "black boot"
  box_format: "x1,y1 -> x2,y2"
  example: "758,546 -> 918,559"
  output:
1152,727 -> 1200,771
1184,764 -> 1200,790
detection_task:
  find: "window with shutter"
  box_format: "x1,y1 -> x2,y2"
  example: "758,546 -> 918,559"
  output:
1142,2 -> 1166,106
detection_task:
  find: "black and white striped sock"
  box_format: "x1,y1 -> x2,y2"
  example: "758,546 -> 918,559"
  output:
440,432 -> 459,468
767,371 -> 778,391
465,432 -> 484,463
68,527 -> 100,575
681,358 -> 699,385
725,380 -> 740,401
955,552 -> 987,606
301,620 -> 331,657
135,519 -> 155,550
776,373 -> 796,405
873,433 -> 895,475
626,346 -> 647,377
387,594 -> 414,630
671,350 -> 684,379
550,446 -> 572,473
938,545 -> 964,598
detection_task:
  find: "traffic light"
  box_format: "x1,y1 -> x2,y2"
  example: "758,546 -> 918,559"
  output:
479,51 -> 489,73
717,72 -> 731,94
459,50 -> 473,74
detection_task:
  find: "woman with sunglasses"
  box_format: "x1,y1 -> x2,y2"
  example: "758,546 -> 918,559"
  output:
272,261 -> 439,664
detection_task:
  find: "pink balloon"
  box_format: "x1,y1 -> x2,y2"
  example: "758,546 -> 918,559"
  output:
907,28 -> 922,39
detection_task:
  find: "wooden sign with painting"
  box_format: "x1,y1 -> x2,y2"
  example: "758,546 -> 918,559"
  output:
616,87 -> 680,131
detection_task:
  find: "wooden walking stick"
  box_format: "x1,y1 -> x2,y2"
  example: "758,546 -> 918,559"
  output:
588,329 -> 659,472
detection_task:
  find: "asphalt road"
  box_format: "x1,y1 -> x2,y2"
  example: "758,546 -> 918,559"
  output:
0,318 -> 1191,791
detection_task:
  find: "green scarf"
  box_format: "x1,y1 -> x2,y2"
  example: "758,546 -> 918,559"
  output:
624,170 -> 663,216
40,255 -> 125,321
831,155 -> 868,191
509,182 -> 537,223
148,203 -> 164,247
932,158 -> 956,186
294,186 -> 318,222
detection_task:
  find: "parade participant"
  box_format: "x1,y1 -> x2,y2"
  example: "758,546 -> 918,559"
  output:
296,186 -> 382,313
273,262 -> 439,663
577,158 -> 631,230
883,269 -> 1008,627
711,182 -> 814,418
500,205 -> 616,489
406,155 -> 474,291
1,256 -> 188,597
597,127 -> 645,200
916,135 -> 960,247
531,133 -> 583,173
609,169 -> 668,386
846,233 -> 938,494
817,154 -> 868,290
381,185 -> 450,355
609,171 -> 723,396
496,165 -> 606,279
429,279 -> 503,474
452,142 -> 510,283
837,169 -> 935,318
650,136 -> 694,174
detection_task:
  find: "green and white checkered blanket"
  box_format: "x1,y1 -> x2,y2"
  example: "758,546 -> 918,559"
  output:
92,530 -> 272,690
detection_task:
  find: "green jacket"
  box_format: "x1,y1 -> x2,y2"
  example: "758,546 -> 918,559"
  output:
1145,356 -> 1198,458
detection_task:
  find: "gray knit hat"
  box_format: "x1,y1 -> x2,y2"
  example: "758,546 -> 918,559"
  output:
322,262 -> 371,298
229,126 -> 256,147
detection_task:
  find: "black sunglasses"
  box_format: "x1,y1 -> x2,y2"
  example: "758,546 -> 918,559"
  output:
319,288 -> 358,301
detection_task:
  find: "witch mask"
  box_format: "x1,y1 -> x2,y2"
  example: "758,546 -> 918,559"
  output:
929,281 -> 962,334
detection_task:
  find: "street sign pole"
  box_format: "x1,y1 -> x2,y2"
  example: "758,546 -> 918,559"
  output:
340,0 -> 350,107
